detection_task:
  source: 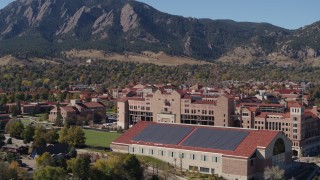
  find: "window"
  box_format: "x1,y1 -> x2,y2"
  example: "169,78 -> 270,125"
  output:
293,129 -> 297,133
190,154 -> 196,160
146,107 -> 150,111
185,109 -> 189,113
202,110 -> 207,114
149,149 -> 154,155
250,159 -> 254,166
169,151 -> 175,157
213,156 -> 219,163
293,117 -> 298,121
179,153 -> 185,158
139,148 -> 144,154
201,155 -> 208,161
189,166 -> 198,171
130,147 -> 135,153
158,150 -> 164,156
242,113 -> 249,116
141,106 -> 145,110
273,138 -> 286,155
211,168 -> 215,174
200,167 -> 210,173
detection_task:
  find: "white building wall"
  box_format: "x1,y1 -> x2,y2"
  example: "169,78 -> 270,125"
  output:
128,144 -> 223,176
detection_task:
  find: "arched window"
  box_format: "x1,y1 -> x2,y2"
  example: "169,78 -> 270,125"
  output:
273,138 -> 285,155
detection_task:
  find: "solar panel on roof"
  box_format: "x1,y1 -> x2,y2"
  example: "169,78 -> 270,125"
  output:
132,124 -> 194,145
181,128 -> 249,151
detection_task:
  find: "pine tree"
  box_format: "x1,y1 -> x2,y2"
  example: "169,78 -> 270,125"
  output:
55,104 -> 63,127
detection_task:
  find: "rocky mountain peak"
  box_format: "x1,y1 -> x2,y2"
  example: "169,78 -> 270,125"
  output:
0,0 -> 319,66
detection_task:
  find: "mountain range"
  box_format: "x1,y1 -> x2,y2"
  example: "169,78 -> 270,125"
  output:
0,0 -> 319,65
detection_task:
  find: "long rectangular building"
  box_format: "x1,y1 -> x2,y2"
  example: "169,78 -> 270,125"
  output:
117,89 -> 235,129
111,122 -> 292,180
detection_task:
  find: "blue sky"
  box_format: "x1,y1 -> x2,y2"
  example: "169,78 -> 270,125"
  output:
1,0 -> 319,29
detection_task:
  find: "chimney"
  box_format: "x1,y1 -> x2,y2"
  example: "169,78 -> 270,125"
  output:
92,98 -> 101,103
70,99 -> 81,106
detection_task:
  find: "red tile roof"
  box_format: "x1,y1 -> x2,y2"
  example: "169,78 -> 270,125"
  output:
304,110 -> 318,119
83,102 -> 105,108
240,103 -> 284,107
255,112 -> 291,118
117,97 -> 145,102
61,106 -> 77,113
248,107 -> 258,112
274,89 -> 301,95
287,102 -> 303,108
112,122 -> 280,158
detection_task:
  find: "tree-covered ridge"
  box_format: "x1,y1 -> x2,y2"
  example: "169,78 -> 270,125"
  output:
0,61 -> 319,93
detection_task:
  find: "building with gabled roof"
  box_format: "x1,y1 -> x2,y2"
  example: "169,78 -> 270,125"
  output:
111,122 -> 292,180
49,99 -> 106,124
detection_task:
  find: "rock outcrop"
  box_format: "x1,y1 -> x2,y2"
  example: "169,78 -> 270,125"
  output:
92,10 -> 114,35
120,4 -> 139,32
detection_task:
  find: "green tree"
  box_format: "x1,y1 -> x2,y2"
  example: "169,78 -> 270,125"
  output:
93,113 -> 103,124
58,126 -> 69,144
15,100 -> 22,115
47,128 -> 59,144
43,113 -> 49,121
55,105 -> 63,127
34,166 -> 67,180
69,146 -> 77,158
5,120 -> 24,139
7,138 -> 12,144
0,133 -> 5,148
59,126 -> 86,147
36,152 -> 53,168
5,153 -> 18,163
68,126 -> 86,147
264,166 -> 284,180
122,154 -> 144,180
33,126 -> 47,148
23,125 -> 35,143
91,160 -> 112,179
67,154 -> 91,180
6,161 -> 27,179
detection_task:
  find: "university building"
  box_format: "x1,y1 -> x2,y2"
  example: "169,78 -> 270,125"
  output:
111,122 -> 292,180
239,102 -> 320,157
117,89 -> 235,129
116,83 -> 320,157
49,99 -> 106,124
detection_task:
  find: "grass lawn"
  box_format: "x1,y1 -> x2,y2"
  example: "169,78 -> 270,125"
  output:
106,109 -> 116,114
84,129 -> 122,148
34,113 -> 46,117
20,119 -> 33,125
